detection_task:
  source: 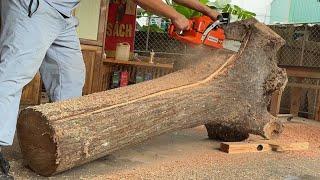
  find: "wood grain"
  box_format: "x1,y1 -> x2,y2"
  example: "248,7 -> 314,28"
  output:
21,73 -> 42,105
220,142 -> 272,154
81,45 -> 103,95
270,89 -> 283,116
290,87 -> 303,116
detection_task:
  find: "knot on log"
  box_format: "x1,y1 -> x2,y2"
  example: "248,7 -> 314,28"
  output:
264,68 -> 288,96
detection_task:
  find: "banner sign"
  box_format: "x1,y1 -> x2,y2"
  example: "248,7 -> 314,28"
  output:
105,0 -> 137,58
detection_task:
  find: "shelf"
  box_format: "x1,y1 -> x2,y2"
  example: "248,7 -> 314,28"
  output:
279,65 -> 320,79
103,58 -> 174,69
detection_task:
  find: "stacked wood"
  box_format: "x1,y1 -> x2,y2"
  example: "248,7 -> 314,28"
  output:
17,19 -> 287,176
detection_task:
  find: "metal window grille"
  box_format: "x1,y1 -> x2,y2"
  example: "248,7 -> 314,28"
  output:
134,15 -> 189,57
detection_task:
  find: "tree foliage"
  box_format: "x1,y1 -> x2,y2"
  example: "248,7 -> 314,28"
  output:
222,4 -> 256,20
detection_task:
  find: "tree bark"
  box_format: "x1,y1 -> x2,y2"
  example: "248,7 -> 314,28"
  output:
17,19 -> 287,176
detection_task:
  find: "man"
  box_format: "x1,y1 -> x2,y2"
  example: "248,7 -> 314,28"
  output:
0,0 -> 220,178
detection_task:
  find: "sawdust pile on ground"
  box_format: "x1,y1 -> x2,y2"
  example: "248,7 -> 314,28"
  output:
4,118 -> 320,179
92,120 -> 320,179
279,122 -> 320,148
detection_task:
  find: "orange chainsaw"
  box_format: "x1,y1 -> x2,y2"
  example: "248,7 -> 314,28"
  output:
168,15 -> 228,49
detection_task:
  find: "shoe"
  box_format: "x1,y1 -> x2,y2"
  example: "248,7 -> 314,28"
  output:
0,173 -> 13,180
0,149 -> 13,180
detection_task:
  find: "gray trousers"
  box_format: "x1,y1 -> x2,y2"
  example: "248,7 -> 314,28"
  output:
0,0 -> 85,146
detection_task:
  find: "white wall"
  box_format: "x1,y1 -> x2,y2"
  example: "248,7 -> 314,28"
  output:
230,0 -> 273,24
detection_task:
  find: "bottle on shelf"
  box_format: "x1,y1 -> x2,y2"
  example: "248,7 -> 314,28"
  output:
120,71 -> 129,87
135,71 -> 144,84
111,71 -> 121,89
144,72 -> 153,81
149,50 -> 155,64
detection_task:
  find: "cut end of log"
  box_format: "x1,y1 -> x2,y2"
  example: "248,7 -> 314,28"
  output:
17,110 -> 57,176
262,120 -> 284,140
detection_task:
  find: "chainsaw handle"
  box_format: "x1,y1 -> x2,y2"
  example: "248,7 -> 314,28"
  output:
168,20 -> 193,37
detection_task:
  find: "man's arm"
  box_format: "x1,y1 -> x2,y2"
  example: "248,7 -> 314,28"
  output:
172,0 -> 221,20
134,0 -> 190,30
133,0 -> 221,31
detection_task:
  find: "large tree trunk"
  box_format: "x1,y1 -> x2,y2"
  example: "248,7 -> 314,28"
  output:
17,19 -> 287,176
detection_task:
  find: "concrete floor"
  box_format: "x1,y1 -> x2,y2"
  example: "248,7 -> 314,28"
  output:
3,117 -> 320,180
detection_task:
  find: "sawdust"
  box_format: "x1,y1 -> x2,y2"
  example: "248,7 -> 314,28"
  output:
93,119 -> 320,179
278,122 -> 320,148
4,118 -> 320,179
247,119 -> 320,149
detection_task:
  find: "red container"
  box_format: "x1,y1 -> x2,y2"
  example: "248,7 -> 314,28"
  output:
120,71 -> 129,87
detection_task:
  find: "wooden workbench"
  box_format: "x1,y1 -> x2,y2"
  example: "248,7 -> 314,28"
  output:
270,65 -> 320,121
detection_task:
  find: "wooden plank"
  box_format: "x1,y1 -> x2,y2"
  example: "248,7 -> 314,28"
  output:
220,142 -> 309,154
82,50 -> 96,95
307,88 -> 317,120
290,87 -> 303,116
103,58 -> 174,69
287,83 -> 320,90
102,63 -> 113,90
81,45 -> 104,94
220,142 -> 272,154
270,89 -> 283,116
21,73 -> 42,105
91,49 -> 104,93
268,142 -> 309,152
279,65 -> 320,79
81,44 -> 101,51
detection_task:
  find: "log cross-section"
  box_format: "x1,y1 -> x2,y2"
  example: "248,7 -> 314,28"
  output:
17,19 -> 287,176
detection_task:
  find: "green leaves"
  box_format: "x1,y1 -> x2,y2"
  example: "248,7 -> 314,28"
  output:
140,24 -> 165,33
172,0 -> 255,20
222,4 -> 256,20
173,0 -> 209,18
173,3 -> 195,18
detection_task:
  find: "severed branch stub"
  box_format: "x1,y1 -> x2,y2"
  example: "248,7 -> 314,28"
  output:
17,19 -> 287,176
204,20 -> 287,142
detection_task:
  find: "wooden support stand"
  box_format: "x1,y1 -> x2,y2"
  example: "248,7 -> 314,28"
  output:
220,142 -> 272,154
270,89 -> 283,116
290,78 -> 303,116
269,66 -> 320,120
220,142 -> 309,154
316,93 -> 320,121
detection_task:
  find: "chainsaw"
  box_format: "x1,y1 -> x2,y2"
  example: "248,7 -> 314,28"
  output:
168,14 -> 229,49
